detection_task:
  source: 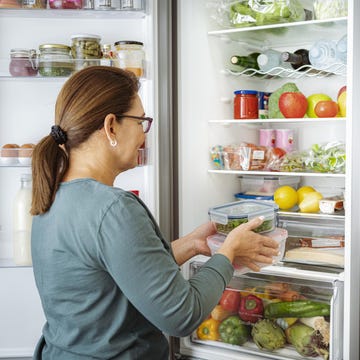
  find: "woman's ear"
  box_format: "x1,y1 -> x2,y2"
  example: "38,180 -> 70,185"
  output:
103,113 -> 118,144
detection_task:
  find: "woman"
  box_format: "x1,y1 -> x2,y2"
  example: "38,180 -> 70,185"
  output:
31,66 -> 279,359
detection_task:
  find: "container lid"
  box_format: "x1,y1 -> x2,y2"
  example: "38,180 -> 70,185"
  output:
71,34 -> 101,41
234,90 -> 258,95
208,200 -> 278,225
10,48 -> 36,57
114,40 -> 144,46
234,193 -> 274,201
39,44 -> 71,51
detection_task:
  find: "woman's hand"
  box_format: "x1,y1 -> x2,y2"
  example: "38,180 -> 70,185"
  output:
217,217 -> 279,271
171,221 -> 216,266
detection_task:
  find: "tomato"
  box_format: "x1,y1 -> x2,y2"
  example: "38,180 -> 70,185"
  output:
278,92 -> 308,118
314,100 -> 339,118
219,289 -> 241,313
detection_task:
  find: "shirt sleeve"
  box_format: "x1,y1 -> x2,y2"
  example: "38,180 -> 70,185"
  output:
97,193 -> 234,337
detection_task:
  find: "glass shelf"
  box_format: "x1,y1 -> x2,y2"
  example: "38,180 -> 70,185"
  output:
0,8 -> 146,18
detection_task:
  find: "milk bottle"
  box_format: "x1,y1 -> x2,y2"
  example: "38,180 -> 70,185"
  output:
13,174 -> 33,266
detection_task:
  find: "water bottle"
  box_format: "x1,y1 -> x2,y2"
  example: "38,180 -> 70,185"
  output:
309,39 -> 338,70
13,174 -> 33,266
336,35 -> 347,64
257,49 -> 292,75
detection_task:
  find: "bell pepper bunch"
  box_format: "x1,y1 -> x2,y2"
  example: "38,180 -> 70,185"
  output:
195,283 -> 331,358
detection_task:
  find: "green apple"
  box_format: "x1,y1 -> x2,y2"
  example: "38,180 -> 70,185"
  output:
307,93 -> 332,118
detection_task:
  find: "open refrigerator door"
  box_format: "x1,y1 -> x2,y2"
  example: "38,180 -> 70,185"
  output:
174,0 -> 359,359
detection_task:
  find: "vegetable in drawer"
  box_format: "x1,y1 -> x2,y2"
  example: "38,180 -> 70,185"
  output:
264,300 -> 331,318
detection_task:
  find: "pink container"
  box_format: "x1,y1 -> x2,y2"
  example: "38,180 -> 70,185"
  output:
259,129 -> 275,147
275,129 -> 294,153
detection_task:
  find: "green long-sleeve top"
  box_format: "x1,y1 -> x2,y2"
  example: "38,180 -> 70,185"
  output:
31,179 -> 234,359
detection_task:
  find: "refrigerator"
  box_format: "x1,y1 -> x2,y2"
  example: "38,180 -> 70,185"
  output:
0,1 -> 359,360
173,0 -> 360,360
0,0 -> 174,358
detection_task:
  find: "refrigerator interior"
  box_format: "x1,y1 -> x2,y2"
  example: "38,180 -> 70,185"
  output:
0,2 -> 160,356
176,0 -> 359,359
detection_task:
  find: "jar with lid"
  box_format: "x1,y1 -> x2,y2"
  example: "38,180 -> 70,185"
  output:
119,0 -> 143,10
21,0 -> 46,8
94,0 -> 111,10
9,48 -> 38,77
71,34 -> 101,70
62,0 -> 82,8
114,40 -> 145,77
101,44 -> 115,66
39,44 -> 74,77
234,90 -> 259,119
13,174 -> 33,266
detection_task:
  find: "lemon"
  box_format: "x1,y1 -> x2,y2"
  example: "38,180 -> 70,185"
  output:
297,186 -> 316,204
274,185 -> 298,210
299,191 -> 323,213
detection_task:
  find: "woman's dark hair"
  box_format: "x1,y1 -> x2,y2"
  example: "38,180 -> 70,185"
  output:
31,66 -> 140,215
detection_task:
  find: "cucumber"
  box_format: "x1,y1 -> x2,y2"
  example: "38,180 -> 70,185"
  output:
264,300 -> 330,319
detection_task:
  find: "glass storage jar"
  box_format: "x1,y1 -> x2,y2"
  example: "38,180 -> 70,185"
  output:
71,34 -> 101,70
234,90 -> 259,119
9,49 -> 38,77
62,0 -> 82,8
114,40 -> 145,77
21,0 -> 46,8
38,44 -> 74,77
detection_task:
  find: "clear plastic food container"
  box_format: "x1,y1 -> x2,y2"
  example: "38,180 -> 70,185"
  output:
207,227 -> 287,272
239,175 -> 300,195
208,200 -> 279,234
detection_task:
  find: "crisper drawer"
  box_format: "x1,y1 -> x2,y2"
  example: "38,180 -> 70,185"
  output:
278,215 -> 345,269
180,262 -> 343,360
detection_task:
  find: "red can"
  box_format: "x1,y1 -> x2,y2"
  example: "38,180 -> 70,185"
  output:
234,90 -> 258,119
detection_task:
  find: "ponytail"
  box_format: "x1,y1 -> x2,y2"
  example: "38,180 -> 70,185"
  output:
31,135 -> 68,215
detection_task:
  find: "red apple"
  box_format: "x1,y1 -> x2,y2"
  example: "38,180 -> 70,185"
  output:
337,86 -> 347,99
314,100 -> 339,118
279,92 -> 308,118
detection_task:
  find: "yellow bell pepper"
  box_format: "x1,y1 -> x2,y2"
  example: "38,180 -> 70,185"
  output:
196,318 -> 220,341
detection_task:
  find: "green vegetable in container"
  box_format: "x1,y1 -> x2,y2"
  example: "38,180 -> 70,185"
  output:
218,315 -> 250,345
264,300 -> 330,319
251,319 -> 286,351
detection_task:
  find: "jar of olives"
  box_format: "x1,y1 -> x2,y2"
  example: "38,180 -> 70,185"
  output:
71,34 -> 101,70
39,44 -> 74,77
9,48 -> 38,77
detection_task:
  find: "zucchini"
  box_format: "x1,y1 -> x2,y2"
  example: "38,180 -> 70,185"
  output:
264,300 -> 330,319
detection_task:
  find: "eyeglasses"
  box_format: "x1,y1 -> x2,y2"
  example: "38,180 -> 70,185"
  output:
118,115 -> 153,134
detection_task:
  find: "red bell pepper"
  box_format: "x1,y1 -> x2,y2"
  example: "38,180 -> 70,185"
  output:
238,294 -> 264,323
219,289 -> 241,313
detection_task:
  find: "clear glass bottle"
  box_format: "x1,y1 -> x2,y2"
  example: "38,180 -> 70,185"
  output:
38,44 -> 74,77
13,174 -> 33,266
9,48 -> 38,77
257,49 -> 292,76
114,40 -> 145,77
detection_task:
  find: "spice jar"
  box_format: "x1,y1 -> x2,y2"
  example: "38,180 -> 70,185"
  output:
234,90 -> 258,119
38,44 -> 74,77
114,40 -> 145,77
9,49 -> 38,77
71,34 -> 101,70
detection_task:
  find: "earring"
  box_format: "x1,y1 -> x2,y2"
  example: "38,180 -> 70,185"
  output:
110,139 -> 117,147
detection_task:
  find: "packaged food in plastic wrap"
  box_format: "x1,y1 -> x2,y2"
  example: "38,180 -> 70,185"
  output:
207,0 -> 306,29
279,141 -> 346,174
313,0 -> 347,20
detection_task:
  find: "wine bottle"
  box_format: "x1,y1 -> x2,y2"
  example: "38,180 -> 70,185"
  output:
281,49 -> 311,71
230,52 -> 260,70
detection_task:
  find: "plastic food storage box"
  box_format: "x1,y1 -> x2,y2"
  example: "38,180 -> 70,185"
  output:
207,227 -> 287,272
239,175 -> 300,195
208,200 -> 279,234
